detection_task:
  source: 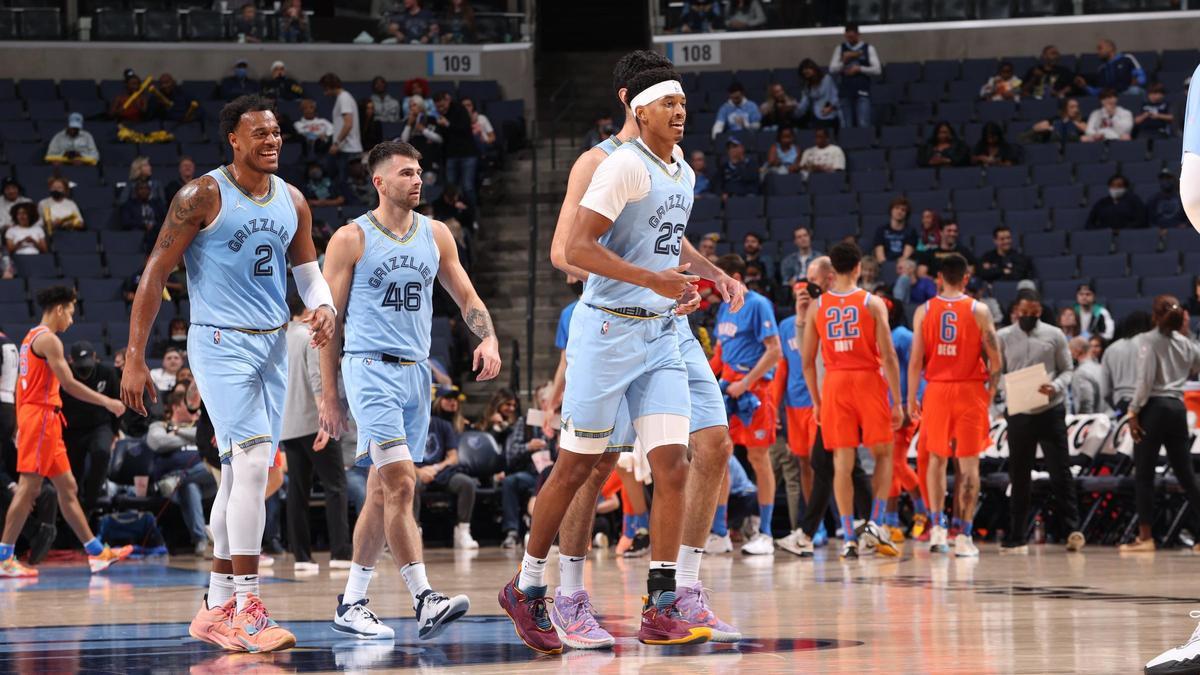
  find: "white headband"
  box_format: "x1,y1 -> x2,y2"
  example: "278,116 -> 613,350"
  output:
630,80 -> 684,111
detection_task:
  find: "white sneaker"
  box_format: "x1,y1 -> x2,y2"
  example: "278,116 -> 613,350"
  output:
742,515 -> 761,540
414,589 -> 470,640
258,554 -> 275,567
454,523 -> 479,550
954,534 -> 979,558
704,532 -> 733,554
1146,611 -> 1200,674
332,594 -> 395,639
592,532 -> 609,550
329,559 -> 353,570
741,532 -> 775,555
857,521 -> 900,557
930,526 -> 949,553
294,561 -> 320,574
776,529 -> 814,558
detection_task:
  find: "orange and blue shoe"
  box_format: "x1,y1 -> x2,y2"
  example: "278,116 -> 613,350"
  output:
88,544 -> 133,573
229,594 -> 296,653
0,557 -> 37,577
189,595 -> 244,651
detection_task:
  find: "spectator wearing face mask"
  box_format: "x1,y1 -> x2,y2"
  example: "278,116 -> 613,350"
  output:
1086,174 -> 1146,230
1147,168 -> 1187,229
38,177 -> 84,235
303,162 -> 346,207
60,341 -> 121,514
220,59 -> 257,101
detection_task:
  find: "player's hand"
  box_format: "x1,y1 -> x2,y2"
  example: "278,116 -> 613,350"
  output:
891,404 -> 905,431
715,273 -> 745,312
726,379 -> 748,399
539,405 -> 557,438
1038,383 -> 1057,397
650,264 -> 700,301
812,400 -> 821,424
105,398 -> 127,418
1129,414 -> 1145,443
319,395 -> 348,439
417,465 -> 438,483
306,306 -> 335,349
674,284 -> 701,316
527,438 -> 547,451
907,401 -> 921,424
313,428 -> 330,452
473,337 -> 501,381
120,356 -> 155,417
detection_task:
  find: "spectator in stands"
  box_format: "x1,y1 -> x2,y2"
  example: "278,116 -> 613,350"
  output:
219,59 -> 257,101
0,178 -> 31,232
61,341 -> 120,515
1103,311 -> 1153,414
1135,82 -> 1174,139
1083,89 -> 1133,142
479,388 -> 519,445
344,159 -> 378,209
402,78 -> 439,119
151,347 -> 185,399
916,208 -> 941,251
1075,38 -> 1146,96
401,95 -> 443,167
1089,335 -> 1105,361
360,99 -> 384,149
971,122 -> 1020,167
45,113 -> 98,166
583,112 -> 615,150
829,23 -> 881,129
370,76 -> 402,123
717,137 -> 760,199
1075,283 -> 1115,341
440,0 -> 475,43
462,97 -> 495,152
859,255 -> 881,291
120,179 -> 167,250
157,318 -> 188,357
109,68 -> 148,122
259,61 -> 303,102
918,121 -> 970,167
498,396 -> 555,548
148,74 -> 199,124
279,0 -> 311,43
1069,336 -> 1105,414
295,98 -> 335,157
980,61 -> 1022,102
165,156 -> 195,205
798,127 -> 845,179
759,82 -> 798,129
435,92 -> 480,208
893,257 -> 935,305
978,225 -> 1035,283
302,162 -> 345,207
678,0 -> 723,32
689,150 -> 713,196
1022,45 -> 1074,100
1027,97 -> 1087,144
434,386 -> 469,433
916,220 -> 975,276
412,411 -> 479,549
779,226 -> 821,285
712,82 -> 762,139
387,0 -> 438,43
234,2 -> 264,42
1086,174 -> 1147,230
148,391 -> 215,557
1058,307 -> 1082,337
766,127 -> 801,175
967,277 -> 1002,324
1148,168 -> 1187,230
741,232 -> 775,279
434,183 -> 475,231
796,58 -> 839,129
726,0 -> 766,30
5,203 -> 46,256
872,196 -> 915,262
321,73 -> 364,179
120,157 -> 166,205
38,178 -> 84,235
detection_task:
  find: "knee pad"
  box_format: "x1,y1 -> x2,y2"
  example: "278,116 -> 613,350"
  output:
559,418 -> 612,455
369,439 -> 412,469
1183,153 -> 1200,232
634,414 -> 690,453
210,467 -> 234,560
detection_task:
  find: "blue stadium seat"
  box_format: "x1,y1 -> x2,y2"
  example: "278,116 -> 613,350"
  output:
84,301 -> 126,322
1165,228 -> 1200,253
1160,49 -> 1200,73
1051,207 -> 1089,231
1142,276 -> 1187,298
0,279 -> 24,303
813,193 -> 857,216
906,189 -> 948,213
1023,231 -> 1066,255
106,253 -> 145,279
13,255 -> 57,278
921,60 -> 959,83
689,220 -> 721,240
49,231 -> 97,255
1185,252 -> 1200,274
166,123 -> 207,145
946,80 -> 979,102
1005,208 -> 1048,231
767,217 -> 806,239
879,125 -> 920,149
936,101 -> 972,124
976,101 -> 1016,124
765,195 -> 810,219
904,83 -> 942,105
1080,253 -> 1127,278
998,186 -> 1039,209
860,191 -> 901,217
1083,184 -> 1111,205
1118,228 -> 1160,254
99,142 -> 137,167
1042,279 -> 1083,305
1123,159 -> 1163,185
1095,277 -> 1139,300
0,81 -> 15,101
813,215 -> 858,241
726,218 -> 760,243
807,172 -> 844,194
1017,98 -> 1056,122
0,301 -> 31,321
887,147 -> 919,169
692,197 -> 721,222
957,221 -> 994,245
892,168 -> 936,192
138,144 -> 179,166
1023,143 -> 1060,166
895,101 -> 935,126
984,165 -> 1028,187
1151,138 -> 1184,164
57,254 -> 104,279
849,170 -> 888,194
27,278 -> 71,297
0,121 -> 40,143
992,280 -> 1020,307
726,195 -> 763,218
1064,143 -> 1106,166
887,62 -> 922,84
1043,184 -> 1084,209
1131,252 -> 1180,277
73,186 -> 115,210
872,83 -> 902,106
960,58 -> 997,84
76,278 -> 124,303
1108,139 -> 1149,164
938,167 -> 980,190
1034,255 -> 1077,281
1131,50 -> 1159,75
1107,298 -> 1147,321
0,101 -> 23,121
28,99 -> 65,120
1077,162 -> 1118,187
846,148 -> 886,172
1070,229 -> 1113,256
180,143 -> 223,169
837,126 -> 875,150
65,321 -> 105,347
952,187 -> 994,211
19,79 -> 56,100
958,211 -> 1002,233
764,172 -> 803,196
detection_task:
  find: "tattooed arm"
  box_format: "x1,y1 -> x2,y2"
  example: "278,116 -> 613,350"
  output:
121,176 -> 219,415
431,218 -> 501,381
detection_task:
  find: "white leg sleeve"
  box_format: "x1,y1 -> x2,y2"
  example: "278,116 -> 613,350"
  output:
226,446 -> 271,557
1182,153 -> 1200,234
210,465 -> 233,561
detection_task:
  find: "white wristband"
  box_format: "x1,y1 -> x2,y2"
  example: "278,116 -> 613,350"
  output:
292,261 -> 336,315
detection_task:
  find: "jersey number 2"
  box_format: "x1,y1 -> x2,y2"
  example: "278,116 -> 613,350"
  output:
653,222 -> 685,256
253,245 -> 274,277
824,306 -> 860,340
382,281 -> 422,311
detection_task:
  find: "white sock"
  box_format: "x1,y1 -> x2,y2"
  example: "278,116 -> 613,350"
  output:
558,555 -> 586,596
675,546 -> 704,587
518,551 -> 548,593
233,574 -> 259,612
207,571 -> 235,609
401,562 -> 432,605
342,563 -> 374,604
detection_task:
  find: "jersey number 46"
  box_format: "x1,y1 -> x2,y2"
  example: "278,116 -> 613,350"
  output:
382,281 -> 422,311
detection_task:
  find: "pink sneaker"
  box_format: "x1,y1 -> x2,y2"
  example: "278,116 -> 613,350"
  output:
549,589 -> 615,649
189,596 -> 244,651
229,594 -> 296,653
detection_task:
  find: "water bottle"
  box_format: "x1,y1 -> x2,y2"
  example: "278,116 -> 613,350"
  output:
1033,515 -> 1046,545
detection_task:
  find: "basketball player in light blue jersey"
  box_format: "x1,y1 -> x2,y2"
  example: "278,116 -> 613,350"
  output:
318,140 -> 500,642
542,51 -> 745,650
122,95 -> 336,653
1147,60 -> 1200,675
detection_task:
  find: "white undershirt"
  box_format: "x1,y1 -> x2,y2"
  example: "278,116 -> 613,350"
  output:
579,139 -> 685,221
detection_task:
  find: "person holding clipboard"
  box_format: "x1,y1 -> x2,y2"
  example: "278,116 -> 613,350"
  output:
996,288 -> 1085,554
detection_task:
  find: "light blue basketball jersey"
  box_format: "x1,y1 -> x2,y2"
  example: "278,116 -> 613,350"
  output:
185,167 -> 297,330
343,211 -> 439,360
596,136 -> 624,156
1184,62 -> 1200,161
580,140 -> 695,315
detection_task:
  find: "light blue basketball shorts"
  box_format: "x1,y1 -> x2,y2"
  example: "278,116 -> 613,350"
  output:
187,324 -> 286,464
678,325 -> 728,433
342,354 -> 432,468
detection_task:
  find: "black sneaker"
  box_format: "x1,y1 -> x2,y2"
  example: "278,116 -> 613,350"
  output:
624,528 -> 650,558
29,523 -> 55,565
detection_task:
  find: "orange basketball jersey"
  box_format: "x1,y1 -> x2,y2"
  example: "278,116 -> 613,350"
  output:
920,295 -> 987,382
813,288 -> 880,371
17,326 -> 61,409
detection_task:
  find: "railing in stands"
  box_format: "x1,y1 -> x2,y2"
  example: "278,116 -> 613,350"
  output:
525,113 -> 539,406
547,78 -> 576,170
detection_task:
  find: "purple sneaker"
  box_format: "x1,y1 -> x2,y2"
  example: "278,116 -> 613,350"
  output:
676,582 -> 743,643
549,589 -> 615,649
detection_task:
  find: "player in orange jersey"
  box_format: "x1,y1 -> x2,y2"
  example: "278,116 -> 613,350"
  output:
907,253 -> 1000,558
801,242 -> 904,559
0,286 -> 132,577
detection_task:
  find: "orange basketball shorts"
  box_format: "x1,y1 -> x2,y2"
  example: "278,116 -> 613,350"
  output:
921,380 -> 990,458
819,369 -> 891,450
785,406 -> 817,457
16,405 -> 71,478
724,369 -> 777,447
